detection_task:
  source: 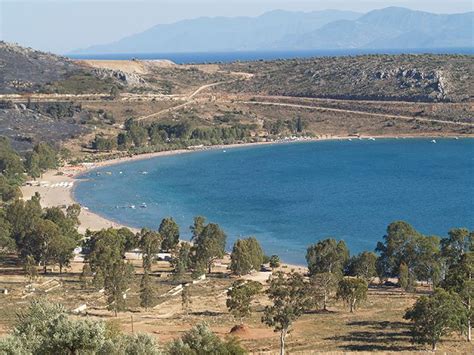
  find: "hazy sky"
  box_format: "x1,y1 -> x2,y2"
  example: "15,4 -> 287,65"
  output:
1,0 -> 472,53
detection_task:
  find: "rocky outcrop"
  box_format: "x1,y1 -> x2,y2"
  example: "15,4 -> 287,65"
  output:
91,68 -> 146,86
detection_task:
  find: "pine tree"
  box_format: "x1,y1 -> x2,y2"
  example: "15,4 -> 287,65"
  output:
24,255 -> 38,283
80,264 -> 92,289
139,270 -> 155,310
181,284 -> 192,314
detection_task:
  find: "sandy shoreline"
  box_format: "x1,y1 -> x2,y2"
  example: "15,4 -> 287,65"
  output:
20,134 -> 471,236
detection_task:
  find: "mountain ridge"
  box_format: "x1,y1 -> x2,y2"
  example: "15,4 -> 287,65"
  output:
73,7 -> 473,54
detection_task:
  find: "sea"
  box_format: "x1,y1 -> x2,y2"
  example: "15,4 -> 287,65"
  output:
74,139 -> 474,265
67,48 -> 474,64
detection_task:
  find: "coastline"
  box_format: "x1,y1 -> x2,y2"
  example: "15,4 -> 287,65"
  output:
21,134 -> 472,236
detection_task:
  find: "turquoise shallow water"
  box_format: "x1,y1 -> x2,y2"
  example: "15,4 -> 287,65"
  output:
75,139 -> 474,264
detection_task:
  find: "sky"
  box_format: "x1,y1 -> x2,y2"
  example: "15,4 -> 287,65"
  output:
1,0 -> 473,53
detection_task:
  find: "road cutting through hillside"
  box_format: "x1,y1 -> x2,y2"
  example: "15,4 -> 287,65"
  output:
229,99 -> 474,127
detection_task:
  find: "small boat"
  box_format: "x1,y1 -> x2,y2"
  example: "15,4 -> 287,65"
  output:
368,137 -> 376,141
141,171 -> 148,175
223,150 -> 226,153
454,137 -> 459,140
130,205 -> 136,209
140,203 -> 147,208
431,139 -> 437,143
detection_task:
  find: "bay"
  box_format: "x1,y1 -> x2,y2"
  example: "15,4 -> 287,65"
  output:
74,139 -> 474,264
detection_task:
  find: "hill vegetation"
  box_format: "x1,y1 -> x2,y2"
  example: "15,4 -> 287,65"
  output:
221,54 -> 473,102
0,42 -> 472,160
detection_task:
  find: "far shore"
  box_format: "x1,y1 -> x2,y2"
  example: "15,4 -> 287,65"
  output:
20,133 -> 472,256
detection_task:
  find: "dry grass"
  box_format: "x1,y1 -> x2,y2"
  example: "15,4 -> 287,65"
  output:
0,255 -> 472,354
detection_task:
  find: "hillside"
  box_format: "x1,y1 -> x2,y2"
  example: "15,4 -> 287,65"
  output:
0,43 -> 472,155
220,54 -> 473,102
74,7 -> 473,54
0,41 -> 82,94
0,42 -> 120,95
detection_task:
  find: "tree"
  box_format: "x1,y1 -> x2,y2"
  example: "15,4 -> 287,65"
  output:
399,262 -> 415,292
85,229 -> 134,315
25,151 -> 41,179
118,333 -> 160,355
347,251 -> 377,282
190,216 -> 206,241
0,175 -> 21,203
80,264 -> 93,289
193,223 -> 226,274
85,228 -> 126,280
139,228 -> 161,271
24,219 -> 65,273
66,204 -> 81,226
310,272 -> 339,311
181,284 -> 192,314
172,242 -> 192,280
159,217 -> 180,251
6,300 -> 107,354
24,255 -> 38,283
230,237 -> 264,275
92,135 -> 117,152
404,288 -> 465,351
306,238 -> 349,276
0,137 -> 25,185
117,227 -> 139,252
6,196 -> 42,254
269,255 -> 281,270
140,270 -> 155,310
262,272 -> 312,355
441,228 -> 473,268
442,252 -> 473,342
105,260 -> 134,316
0,299 -> 161,354
227,280 -> 262,325
0,211 -> 14,254
167,323 -> 245,355
337,277 -> 368,313
32,143 -> 58,173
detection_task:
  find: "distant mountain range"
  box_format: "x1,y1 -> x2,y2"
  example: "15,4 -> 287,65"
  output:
73,7 -> 473,55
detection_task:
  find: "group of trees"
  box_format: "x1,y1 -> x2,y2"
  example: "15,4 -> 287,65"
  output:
0,163 -> 471,354
0,299 -> 245,355
1,194 -> 81,274
263,116 -> 307,136
0,138 -> 58,201
92,118 -> 256,153
224,221 -> 472,354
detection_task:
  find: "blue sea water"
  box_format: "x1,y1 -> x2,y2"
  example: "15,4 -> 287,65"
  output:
74,139 -> 474,265
67,48 -> 474,64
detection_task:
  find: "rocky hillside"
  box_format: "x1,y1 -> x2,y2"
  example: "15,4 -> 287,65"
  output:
0,42 -> 121,94
0,42 -> 82,93
221,54 -> 473,102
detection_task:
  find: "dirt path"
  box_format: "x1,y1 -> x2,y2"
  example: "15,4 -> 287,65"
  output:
135,81 -> 228,122
231,100 -> 474,127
